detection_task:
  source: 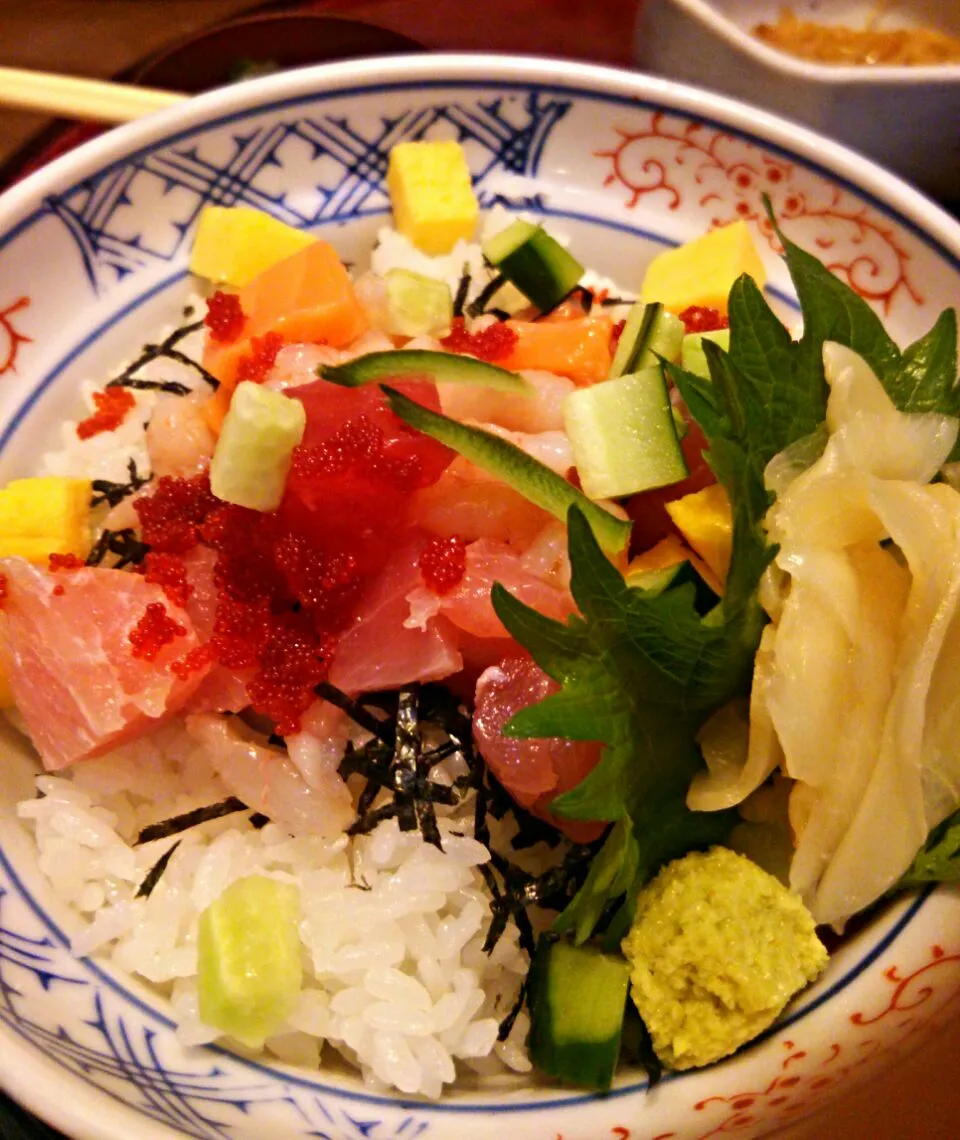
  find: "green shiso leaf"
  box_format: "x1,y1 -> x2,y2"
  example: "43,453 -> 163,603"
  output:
492,508 -> 743,937
897,807 -> 960,890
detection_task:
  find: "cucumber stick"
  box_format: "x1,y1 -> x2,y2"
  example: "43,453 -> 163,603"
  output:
320,349 -> 529,393
482,219 -> 584,312
528,936 -> 631,1090
210,380 -> 307,512
197,874 -> 302,1044
609,300 -> 684,380
564,366 -> 688,500
382,386 -> 631,554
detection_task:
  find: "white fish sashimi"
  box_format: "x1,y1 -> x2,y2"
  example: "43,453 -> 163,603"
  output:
186,713 -> 353,838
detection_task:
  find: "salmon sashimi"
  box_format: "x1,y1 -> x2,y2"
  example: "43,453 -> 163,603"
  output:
0,559 -> 210,769
408,458 -> 552,548
202,240 -> 370,392
473,655 -> 605,843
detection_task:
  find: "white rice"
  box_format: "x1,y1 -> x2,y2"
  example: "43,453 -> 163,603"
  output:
17,723 -> 530,1097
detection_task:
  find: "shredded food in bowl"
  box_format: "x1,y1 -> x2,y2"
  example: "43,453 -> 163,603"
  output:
754,7 -> 960,65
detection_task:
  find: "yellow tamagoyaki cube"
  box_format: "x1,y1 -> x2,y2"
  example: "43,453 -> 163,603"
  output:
0,476 -> 92,564
386,141 -> 479,256
640,221 -> 766,315
665,483 -> 733,588
189,206 -> 316,288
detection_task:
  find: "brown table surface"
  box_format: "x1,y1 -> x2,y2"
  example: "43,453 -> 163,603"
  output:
0,2 -> 958,1137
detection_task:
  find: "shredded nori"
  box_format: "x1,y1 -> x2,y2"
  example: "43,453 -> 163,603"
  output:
497,979 -> 527,1042
106,318 -> 219,394
316,679 -> 395,745
598,294 -> 633,307
85,527 -> 150,570
90,457 -> 152,509
452,266 -> 472,318
335,684 -> 472,851
466,272 -> 508,319
135,840 -> 181,898
136,796 -> 253,844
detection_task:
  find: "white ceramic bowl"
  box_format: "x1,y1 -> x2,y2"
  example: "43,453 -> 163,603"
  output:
1,53 -> 960,1140
633,0 -> 960,200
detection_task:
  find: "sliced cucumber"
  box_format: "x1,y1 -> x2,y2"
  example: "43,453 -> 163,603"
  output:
319,349 -> 529,393
527,935 -> 631,1091
564,366 -> 688,500
210,380 -> 307,512
609,300 -> 685,380
384,268 -> 453,338
197,874 -> 302,1044
382,386 -> 631,554
680,327 -> 731,380
481,219 -> 584,312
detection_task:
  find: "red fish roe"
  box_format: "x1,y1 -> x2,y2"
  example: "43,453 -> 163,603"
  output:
76,387 -> 136,441
0,571 -> 7,607
170,642 -> 215,681
291,414 -> 426,495
441,317 -> 518,362
236,331 -> 284,384
610,318 -> 626,352
143,552 -> 191,608
52,585 -> 66,597
419,535 -> 467,594
129,602 -> 187,662
48,553 -> 84,572
204,290 -> 245,343
245,614 -> 334,736
679,306 -> 729,334
134,474 -> 219,554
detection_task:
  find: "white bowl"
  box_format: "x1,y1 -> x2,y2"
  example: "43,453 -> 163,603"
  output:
0,52 -> 960,1140
633,0 -> 960,200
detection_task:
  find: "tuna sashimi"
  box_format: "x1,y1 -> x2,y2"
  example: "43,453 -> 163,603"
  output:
0,559 -> 210,769
473,655 -> 605,843
329,536 -> 463,693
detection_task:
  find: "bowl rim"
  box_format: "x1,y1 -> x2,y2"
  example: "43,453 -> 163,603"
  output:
648,0 -> 960,85
1,52 -> 959,261
1,49 -> 960,1139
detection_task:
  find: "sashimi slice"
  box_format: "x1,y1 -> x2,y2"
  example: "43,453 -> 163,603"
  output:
408,458 -> 551,547
473,655 -> 604,842
0,559 -> 210,769
329,537 -> 463,693
431,538 -> 576,640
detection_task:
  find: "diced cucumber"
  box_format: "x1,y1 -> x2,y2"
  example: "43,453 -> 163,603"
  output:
680,328 -> 731,379
320,349 -> 529,393
482,220 -> 584,312
382,386 -> 632,554
209,381 -> 307,512
609,301 -> 685,380
197,874 -> 302,1044
527,935 -> 631,1090
384,268 -> 453,338
564,366 -> 688,500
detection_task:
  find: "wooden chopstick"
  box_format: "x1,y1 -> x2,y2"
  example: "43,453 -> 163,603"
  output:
0,66 -> 187,124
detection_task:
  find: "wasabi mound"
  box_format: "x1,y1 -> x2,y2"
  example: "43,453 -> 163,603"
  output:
622,846 -> 827,1070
